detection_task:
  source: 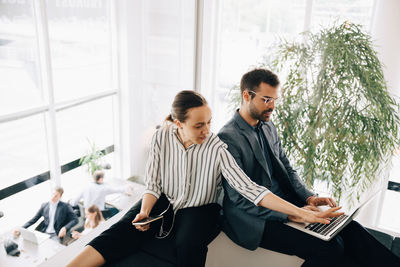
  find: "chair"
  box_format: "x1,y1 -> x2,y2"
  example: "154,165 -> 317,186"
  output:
70,203 -> 85,233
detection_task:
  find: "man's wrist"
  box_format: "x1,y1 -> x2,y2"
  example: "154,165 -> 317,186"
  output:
306,195 -> 316,204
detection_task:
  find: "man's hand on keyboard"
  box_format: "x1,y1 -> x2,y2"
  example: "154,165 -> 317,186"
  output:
307,196 -> 337,207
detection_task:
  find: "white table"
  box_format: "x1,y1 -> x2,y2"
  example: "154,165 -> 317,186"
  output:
37,182 -> 145,267
0,231 -> 65,267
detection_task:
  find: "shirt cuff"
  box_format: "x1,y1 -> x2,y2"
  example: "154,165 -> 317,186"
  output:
254,189 -> 271,206
143,189 -> 161,199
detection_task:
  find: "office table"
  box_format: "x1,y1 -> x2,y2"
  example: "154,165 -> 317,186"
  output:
0,231 -> 65,267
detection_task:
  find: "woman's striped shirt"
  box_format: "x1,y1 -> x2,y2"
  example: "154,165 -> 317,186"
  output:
144,125 -> 270,211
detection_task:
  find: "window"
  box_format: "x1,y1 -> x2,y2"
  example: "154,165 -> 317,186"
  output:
311,0 -> 374,31
46,0 -> 113,102
0,0 -> 43,115
0,114 -> 49,189
212,0 -> 308,131
0,0 -> 118,231
57,97 -> 115,165
209,0 -> 375,132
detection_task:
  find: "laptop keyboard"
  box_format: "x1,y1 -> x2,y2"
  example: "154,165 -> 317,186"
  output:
305,214 -> 349,236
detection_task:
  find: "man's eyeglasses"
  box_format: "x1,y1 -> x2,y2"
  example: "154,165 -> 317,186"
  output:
248,90 -> 279,105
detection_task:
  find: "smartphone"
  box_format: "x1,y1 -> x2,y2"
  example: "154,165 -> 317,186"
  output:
132,215 -> 163,226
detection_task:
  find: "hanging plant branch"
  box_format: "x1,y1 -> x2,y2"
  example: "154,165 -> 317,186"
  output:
231,22 -> 400,204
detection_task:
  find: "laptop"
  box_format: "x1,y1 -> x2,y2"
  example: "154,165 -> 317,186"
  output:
19,228 -> 50,245
284,193 -> 377,241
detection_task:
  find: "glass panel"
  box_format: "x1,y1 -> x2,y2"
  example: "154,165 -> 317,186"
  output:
311,0 -> 374,31
56,96 -> 114,165
0,181 -> 52,232
0,0 -> 43,115
219,0 -> 306,88
213,0 -> 306,131
0,114 -> 49,190
46,0 -> 113,102
61,153 -> 115,201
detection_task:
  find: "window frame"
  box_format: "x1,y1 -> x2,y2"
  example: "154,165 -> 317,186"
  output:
0,0 -> 121,195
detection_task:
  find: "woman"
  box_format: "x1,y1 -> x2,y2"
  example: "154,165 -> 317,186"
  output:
71,205 -> 105,240
67,90 -> 341,267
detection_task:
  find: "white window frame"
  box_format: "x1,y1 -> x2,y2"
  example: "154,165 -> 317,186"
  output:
0,0 -> 121,188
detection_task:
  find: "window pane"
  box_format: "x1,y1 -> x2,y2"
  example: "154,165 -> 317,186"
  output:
0,114 -> 49,190
0,181 -> 52,233
56,96 -> 114,165
61,153 -> 115,201
46,0 -> 113,102
213,0 -> 306,130
0,0 -> 43,115
219,0 -> 306,87
311,0 -> 374,31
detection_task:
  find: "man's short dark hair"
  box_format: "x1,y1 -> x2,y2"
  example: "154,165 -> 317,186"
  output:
240,69 -> 280,99
93,170 -> 105,182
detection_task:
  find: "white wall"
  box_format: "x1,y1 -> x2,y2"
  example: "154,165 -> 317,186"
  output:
371,0 -> 400,98
117,0 -> 196,178
355,0 -> 400,226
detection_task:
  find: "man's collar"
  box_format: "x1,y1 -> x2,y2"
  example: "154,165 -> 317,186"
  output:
50,200 -> 60,206
234,109 -> 265,131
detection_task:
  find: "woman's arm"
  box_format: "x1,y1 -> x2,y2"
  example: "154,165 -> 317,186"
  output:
258,193 -> 342,224
131,193 -> 158,231
219,145 -> 342,224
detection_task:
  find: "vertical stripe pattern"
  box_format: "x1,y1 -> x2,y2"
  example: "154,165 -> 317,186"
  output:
144,125 -> 270,211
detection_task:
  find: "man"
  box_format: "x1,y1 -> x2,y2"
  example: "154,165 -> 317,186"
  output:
71,170 -> 131,219
218,68 -> 400,266
15,187 -> 78,242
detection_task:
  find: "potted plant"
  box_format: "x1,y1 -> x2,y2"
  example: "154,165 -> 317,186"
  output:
230,22 -> 400,203
79,140 -> 106,176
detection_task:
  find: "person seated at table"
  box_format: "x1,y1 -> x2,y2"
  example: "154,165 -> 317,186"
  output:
71,170 -> 132,219
14,186 -> 78,242
71,205 -> 105,240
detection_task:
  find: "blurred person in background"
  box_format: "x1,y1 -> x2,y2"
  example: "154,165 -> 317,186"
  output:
71,205 -> 105,240
14,186 -> 78,242
72,170 -> 132,219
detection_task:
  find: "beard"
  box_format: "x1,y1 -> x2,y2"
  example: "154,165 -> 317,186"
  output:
249,102 -> 273,122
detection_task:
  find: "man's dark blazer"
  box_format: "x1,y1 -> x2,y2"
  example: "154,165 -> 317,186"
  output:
22,201 -> 78,235
218,111 -> 314,250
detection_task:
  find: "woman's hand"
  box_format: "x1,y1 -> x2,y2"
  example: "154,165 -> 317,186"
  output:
289,206 -> 344,224
132,212 -> 150,231
71,230 -> 82,239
